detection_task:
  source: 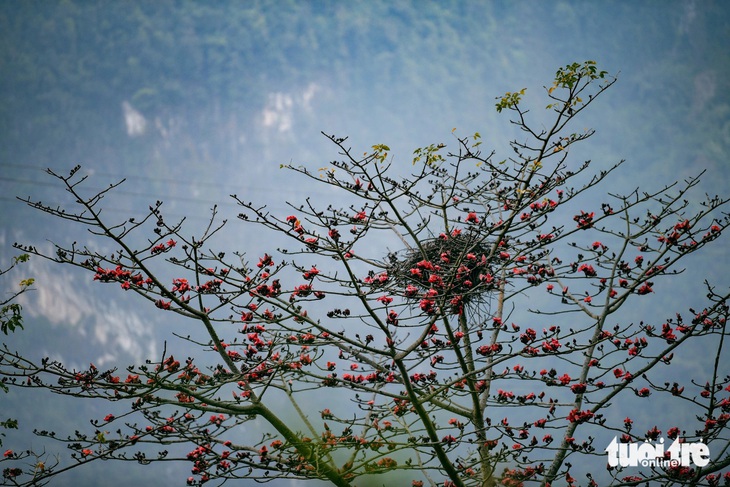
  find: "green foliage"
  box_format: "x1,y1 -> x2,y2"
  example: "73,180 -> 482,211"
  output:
551,60 -> 607,91
495,87 -> 526,113
0,253 -> 31,448
1,303 -> 24,335
411,142 -> 445,165
0,417 -> 18,448
371,143 -> 391,163
0,254 -> 32,334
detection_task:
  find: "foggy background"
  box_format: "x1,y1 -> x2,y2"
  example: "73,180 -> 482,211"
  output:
1,1 -> 729,485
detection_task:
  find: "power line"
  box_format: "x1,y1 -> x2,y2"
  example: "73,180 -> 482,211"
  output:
0,162 -> 328,201
1,174 -> 236,209
0,159 -> 360,229
0,179 -> 303,224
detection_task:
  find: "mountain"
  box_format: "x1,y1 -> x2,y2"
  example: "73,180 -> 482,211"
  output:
1,1 -> 729,485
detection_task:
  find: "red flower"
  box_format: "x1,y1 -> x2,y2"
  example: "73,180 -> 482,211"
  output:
465,212 -> 479,223
646,426 -> 661,440
304,237 -> 319,249
476,344 -> 502,356
567,408 -> 594,423
578,264 -> 596,277
257,253 -> 274,268
636,282 -> 653,295
574,211 -> 594,229
419,298 -> 435,314
386,310 -> 399,325
172,278 -> 190,294
636,388 -> 651,397
520,328 -> 537,344
302,266 -> 319,279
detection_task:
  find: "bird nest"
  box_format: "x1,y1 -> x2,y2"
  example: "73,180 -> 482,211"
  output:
387,231 -> 497,306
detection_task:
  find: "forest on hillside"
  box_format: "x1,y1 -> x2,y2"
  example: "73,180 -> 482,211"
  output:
2,0 -> 728,179
1,2 -> 729,486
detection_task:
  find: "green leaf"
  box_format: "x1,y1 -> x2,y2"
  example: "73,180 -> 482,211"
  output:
1,303 -> 24,335
495,89 -> 526,113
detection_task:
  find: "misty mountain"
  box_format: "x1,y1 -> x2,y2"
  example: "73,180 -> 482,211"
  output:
1,1 -> 728,485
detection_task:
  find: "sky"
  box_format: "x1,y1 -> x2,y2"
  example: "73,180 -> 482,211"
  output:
1,1 -> 729,485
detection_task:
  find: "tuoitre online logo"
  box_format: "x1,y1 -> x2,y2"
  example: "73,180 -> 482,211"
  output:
605,437 -> 710,468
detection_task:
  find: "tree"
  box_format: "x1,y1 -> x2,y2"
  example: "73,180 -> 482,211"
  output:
0,254 -> 32,337
2,61 -> 729,486
0,253 -> 32,452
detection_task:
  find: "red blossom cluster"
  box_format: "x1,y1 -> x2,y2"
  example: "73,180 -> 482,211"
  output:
93,265 -> 153,290
151,238 -> 177,254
